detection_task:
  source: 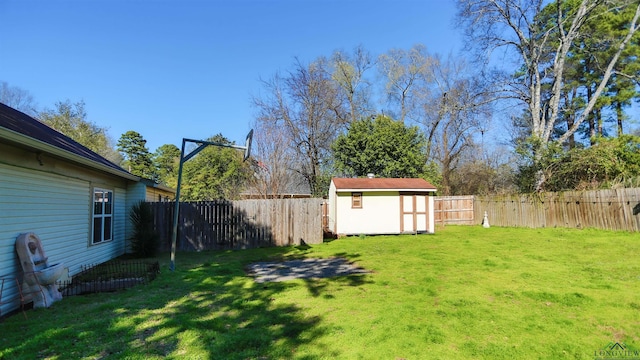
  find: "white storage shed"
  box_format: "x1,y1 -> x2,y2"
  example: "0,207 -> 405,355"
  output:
328,177 -> 437,236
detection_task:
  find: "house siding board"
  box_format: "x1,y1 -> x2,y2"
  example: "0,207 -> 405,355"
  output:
0,163 -> 129,316
0,163 -> 89,315
128,182 -> 147,202
145,187 -> 174,202
114,186 -> 128,255
63,185 -> 128,275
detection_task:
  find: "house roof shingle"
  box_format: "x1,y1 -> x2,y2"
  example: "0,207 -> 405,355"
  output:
0,102 -> 134,178
332,177 -> 437,191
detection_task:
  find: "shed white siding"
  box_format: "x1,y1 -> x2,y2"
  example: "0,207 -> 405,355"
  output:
0,163 -> 129,315
334,191 -> 401,235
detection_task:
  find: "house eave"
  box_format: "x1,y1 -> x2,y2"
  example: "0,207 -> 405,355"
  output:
139,178 -> 176,194
0,127 -> 139,181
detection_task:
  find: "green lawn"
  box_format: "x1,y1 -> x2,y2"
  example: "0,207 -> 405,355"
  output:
1,226 -> 639,359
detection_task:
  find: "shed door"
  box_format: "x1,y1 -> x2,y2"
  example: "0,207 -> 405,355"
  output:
400,193 -> 428,233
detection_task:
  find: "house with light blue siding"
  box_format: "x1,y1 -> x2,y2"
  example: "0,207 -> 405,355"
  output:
0,103 -> 173,316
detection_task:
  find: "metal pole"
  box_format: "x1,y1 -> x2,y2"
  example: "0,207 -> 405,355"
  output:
168,130 -> 252,271
169,139 -> 187,272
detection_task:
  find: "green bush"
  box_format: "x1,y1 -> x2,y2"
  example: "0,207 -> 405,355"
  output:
516,135 -> 640,192
129,201 -> 159,258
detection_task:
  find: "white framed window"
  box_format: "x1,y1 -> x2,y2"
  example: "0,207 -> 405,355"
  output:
92,188 -> 113,244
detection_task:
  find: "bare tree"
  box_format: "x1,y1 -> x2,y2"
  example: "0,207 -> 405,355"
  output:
420,55 -> 493,195
331,45 -> 375,123
0,81 -> 37,116
457,0 -> 640,191
449,144 -> 517,195
253,57 -> 346,196
247,118 -> 305,198
377,44 -> 433,123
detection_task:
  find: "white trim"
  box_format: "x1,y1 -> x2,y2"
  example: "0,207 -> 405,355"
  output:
91,187 -> 114,245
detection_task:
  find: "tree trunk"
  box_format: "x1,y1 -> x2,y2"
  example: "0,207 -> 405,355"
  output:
616,101 -> 624,136
587,85 -> 596,145
563,88 -> 576,149
596,107 -> 603,139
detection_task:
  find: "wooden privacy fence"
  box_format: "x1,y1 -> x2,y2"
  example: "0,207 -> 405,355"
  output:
474,188 -> 640,231
434,196 -> 475,225
150,198 -> 324,251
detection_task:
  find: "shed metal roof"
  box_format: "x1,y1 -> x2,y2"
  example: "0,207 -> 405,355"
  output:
332,177 -> 437,191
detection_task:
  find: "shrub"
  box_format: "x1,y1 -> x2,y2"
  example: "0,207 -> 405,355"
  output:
129,201 -> 159,258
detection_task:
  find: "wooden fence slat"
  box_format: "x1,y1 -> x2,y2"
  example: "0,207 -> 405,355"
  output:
434,196 -> 475,225
152,198 -> 323,251
472,188 -> 640,232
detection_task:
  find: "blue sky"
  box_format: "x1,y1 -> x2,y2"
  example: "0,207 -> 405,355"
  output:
0,0 -> 463,152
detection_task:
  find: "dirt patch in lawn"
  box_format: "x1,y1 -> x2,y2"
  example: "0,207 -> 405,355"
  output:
246,258 -> 368,283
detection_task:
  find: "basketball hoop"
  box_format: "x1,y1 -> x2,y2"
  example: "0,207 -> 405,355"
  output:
169,129 -> 254,271
243,129 -> 253,162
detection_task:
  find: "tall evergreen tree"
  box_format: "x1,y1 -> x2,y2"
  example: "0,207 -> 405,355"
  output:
153,144 -> 180,188
117,130 -> 155,179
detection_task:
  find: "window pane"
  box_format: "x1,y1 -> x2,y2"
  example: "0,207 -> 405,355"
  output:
92,188 -> 114,244
94,191 -> 103,215
104,192 -> 112,215
103,217 -> 112,241
93,218 -> 102,243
